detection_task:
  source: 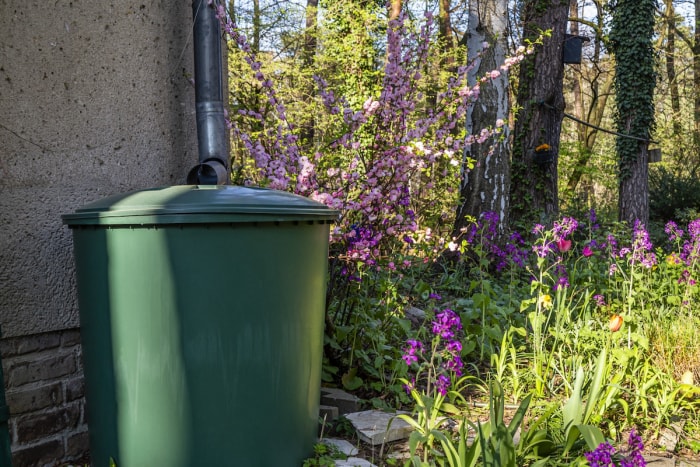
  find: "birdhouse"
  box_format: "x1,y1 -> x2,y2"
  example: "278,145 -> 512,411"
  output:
648,148 -> 662,163
563,34 -> 590,64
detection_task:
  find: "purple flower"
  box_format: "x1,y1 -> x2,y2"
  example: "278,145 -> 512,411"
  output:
552,216 -> 579,241
607,234 -> 619,257
403,378 -> 415,394
625,429 -> 646,466
435,374 -> 451,396
584,429 -> 646,467
402,339 -> 423,366
432,309 -> 461,339
594,294 -> 606,307
584,442 -> 616,467
554,275 -> 570,290
689,219 -> 700,240
533,243 -> 553,258
445,340 -> 462,354
443,355 -> 464,376
665,221 -> 684,243
631,221 -> 657,268
589,208 -> 599,230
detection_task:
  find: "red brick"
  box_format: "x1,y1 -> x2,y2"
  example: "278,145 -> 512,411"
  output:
6,353 -> 76,387
15,404 -> 81,444
5,382 -> 62,415
11,438 -> 64,467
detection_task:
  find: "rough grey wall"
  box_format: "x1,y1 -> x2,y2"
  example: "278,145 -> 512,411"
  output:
0,1 -> 198,337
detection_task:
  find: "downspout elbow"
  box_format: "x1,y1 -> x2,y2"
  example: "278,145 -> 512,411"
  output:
189,0 -> 229,185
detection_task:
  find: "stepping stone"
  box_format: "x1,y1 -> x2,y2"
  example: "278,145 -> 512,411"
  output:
321,387 -> 361,414
345,410 -> 413,446
320,404 -> 339,422
334,457 -> 377,467
645,456 -> 676,466
322,438 -> 359,456
405,307 -> 426,327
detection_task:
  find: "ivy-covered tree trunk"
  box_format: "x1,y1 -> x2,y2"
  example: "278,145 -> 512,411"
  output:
610,0 -> 656,225
509,0 -> 569,227
453,0 -> 510,235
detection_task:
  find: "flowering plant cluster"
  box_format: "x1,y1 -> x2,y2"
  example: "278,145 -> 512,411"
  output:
219,4 -> 533,266
402,308 -> 465,397
584,429 -> 646,467
449,211 -> 529,272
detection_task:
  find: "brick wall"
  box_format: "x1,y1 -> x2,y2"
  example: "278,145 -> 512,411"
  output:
1,329 -> 89,466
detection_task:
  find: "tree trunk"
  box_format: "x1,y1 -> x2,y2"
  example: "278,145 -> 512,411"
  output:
565,0 -> 612,194
438,0 -> 454,66
694,0 -> 700,149
303,0 -> 319,67
565,0 -> 590,201
453,0 -> 510,235
618,143 -> 649,225
510,0 -> 570,226
611,0 -> 656,225
666,0 -> 682,136
388,0 -> 402,21
252,0 -> 261,54
300,0 -> 319,144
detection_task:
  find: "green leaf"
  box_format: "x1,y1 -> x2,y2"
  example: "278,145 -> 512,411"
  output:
583,348 -> 608,425
507,393 -> 532,437
576,425 -> 606,451
341,368 -> 363,391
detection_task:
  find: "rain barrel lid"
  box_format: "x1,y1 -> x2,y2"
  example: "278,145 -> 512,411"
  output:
62,185 -> 339,226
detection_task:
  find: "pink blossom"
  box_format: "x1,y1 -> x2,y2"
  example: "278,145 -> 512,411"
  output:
557,238 -> 572,252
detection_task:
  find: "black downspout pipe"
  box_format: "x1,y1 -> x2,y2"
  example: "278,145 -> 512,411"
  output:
188,0 -> 229,185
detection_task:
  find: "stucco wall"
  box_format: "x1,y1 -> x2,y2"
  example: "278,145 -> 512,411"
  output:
0,1 -> 198,337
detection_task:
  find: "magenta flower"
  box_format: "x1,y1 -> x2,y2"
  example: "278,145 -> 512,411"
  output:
432,309 -> 461,339
402,339 -> 423,366
583,245 -> 594,257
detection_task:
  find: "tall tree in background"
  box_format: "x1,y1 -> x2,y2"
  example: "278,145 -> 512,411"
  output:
609,0 -> 656,225
453,0 -> 510,234
300,0 -> 319,143
564,0 -> 614,196
388,0 -> 401,21
510,0 -> 570,227
663,0 -> 682,137
438,0 -> 455,66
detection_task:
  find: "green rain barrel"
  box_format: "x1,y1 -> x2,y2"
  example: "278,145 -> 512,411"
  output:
62,185 -> 338,467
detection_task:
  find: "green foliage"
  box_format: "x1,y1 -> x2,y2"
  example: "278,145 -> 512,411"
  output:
608,0 -> 657,178
649,166 -> 700,225
302,442 -> 347,467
